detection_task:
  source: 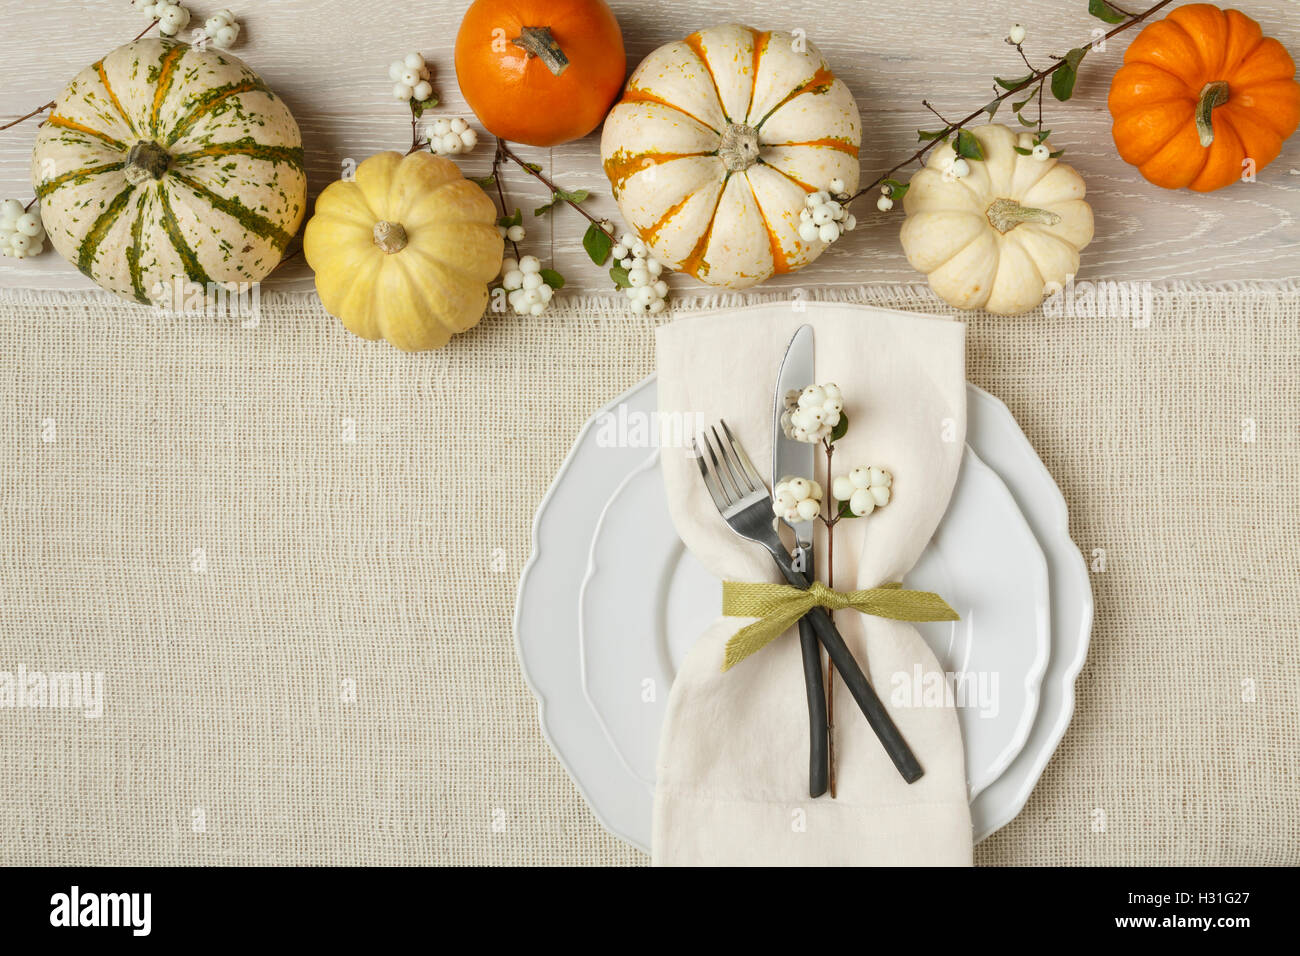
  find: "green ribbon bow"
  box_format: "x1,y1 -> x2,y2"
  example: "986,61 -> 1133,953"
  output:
720,580 -> 960,671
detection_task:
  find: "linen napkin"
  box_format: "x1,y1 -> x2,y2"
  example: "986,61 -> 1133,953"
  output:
653,301 -> 971,866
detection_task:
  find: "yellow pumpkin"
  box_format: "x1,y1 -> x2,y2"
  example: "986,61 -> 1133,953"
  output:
304,151 -> 503,351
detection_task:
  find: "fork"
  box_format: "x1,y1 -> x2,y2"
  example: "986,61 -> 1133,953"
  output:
694,421 -> 924,784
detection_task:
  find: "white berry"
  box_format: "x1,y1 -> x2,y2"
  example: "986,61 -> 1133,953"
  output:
1009,24 -> 1026,45
849,488 -> 875,517
877,195 -> 894,212
829,177 -> 846,195
15,213 -> 42,237
519,255 -> 541,273
412,80 -> 433,102
951,158 -> 971,178
213,24 -> 239,49
798,221 -> 819,242
393,82 -> 413,100
1032,143 -> 1050,161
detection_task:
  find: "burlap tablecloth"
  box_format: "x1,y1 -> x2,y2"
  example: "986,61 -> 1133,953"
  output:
0,283 -> 1296,866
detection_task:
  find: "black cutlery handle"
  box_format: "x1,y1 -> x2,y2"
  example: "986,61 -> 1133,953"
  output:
771,549 -> 923,784
797,616 -> 829,798
804,605 -> 923,783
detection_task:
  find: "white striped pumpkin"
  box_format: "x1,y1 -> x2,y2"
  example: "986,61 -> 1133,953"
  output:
31,38 -> 306,304
599,24 -> 860,289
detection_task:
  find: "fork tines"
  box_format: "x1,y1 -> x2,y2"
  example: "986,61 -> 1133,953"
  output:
693,420 -> 768,517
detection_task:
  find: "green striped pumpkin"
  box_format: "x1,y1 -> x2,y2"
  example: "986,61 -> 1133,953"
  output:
31,38 -> 306,304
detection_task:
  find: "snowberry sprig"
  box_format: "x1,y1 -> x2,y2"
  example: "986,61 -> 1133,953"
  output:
202,8 -> 241,49
781,383 -> 844,444
389,52 -> 434,104
0,200 -> 46,259
427,116 -> 478,156
134,0 -> 190,36
798,181 -> 857,246
610,233 -> 668,314
773,476 -> 823,524
500,254 -> 561,317
831,466 -> 893,518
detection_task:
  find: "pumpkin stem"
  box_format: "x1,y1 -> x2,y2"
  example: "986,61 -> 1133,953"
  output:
511,26 -> 570,78
718,123 -> 761,172
1195,81 -> 1230,148
124,140 -> 171,185
985,198 -> 1061,234
373,220 -> 408,254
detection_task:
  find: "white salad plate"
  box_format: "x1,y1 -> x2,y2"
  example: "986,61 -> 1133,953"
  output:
515,374 -> 1093,853
578,438 -> 1051,799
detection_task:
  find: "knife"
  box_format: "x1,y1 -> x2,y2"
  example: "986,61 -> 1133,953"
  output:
773,325 -> 830,798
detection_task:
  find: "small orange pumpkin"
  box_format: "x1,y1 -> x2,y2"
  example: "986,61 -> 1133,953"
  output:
1108,4 -> 1300,192
454,0 -> 626,147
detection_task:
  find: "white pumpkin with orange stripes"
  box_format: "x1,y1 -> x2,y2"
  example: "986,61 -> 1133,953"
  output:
31,38 -> 305,304
600,24 -> 860,289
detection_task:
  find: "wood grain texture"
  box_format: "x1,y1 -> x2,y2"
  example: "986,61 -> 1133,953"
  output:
2,0 -> 1298,296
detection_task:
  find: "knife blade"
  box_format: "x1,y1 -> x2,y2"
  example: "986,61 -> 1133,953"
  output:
773,325 -> 829,797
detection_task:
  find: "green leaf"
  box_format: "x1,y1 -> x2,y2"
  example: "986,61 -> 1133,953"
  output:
609,265 -> 632,289
525,162 -> 543,173
954,129 -> 984,161
995,74 -> 1033,91
881,178 -> 909,200
1049,148 -> 1066,158
836,500 -> 858,520
1017,112 -> 1038,127
1013,145 -> 1034,155
470,174 -> 496,189
409,94 -> 439,119
917,128 -> 948,142
496,208 -> 522,228
539,268 -> 565,289
1011,96 -> 1032,114
583,222 -> 613,266
535,188 -> 592,216
1051,48 -> 1087,101
982,98 -> 1001,120
829,412 -> 849,443
1088,0 -> 1128,24
1034,128 -> 1052,144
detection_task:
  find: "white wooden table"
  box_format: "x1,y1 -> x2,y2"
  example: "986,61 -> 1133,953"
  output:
2,0 -> 1298,296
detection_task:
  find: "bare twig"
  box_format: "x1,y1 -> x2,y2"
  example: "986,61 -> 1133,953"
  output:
0,101 -> 56,132
132,19 -> 160,42
497,140 -> 614,236
823,439 -> 838,798
848,0 -> 1176,203
492,142 -> 522,260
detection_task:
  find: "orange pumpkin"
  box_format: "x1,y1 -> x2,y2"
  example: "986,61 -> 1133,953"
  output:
454,0 -> 626,147
1108,4 -> 1300,192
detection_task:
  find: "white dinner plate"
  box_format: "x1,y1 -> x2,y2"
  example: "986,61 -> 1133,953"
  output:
515,374 -> 1092,853
578,436 -> 1050,800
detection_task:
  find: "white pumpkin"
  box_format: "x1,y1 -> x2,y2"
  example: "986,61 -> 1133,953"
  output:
900,124 -> 1094,315
31,38 -> 306,304
600,24 -> 860,289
